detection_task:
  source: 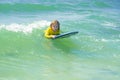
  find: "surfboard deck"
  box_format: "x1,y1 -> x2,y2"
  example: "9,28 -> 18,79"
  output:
53,31 -> 79,39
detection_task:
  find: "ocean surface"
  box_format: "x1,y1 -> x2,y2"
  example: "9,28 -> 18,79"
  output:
0,0 -> 120,80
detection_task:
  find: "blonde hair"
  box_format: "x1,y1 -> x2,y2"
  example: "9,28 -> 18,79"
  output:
50,20 -> 60,30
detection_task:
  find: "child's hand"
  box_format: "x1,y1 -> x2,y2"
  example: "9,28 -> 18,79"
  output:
52,35 -> 56,38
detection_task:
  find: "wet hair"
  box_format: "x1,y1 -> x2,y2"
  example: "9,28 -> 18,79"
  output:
50,20 -> 60,30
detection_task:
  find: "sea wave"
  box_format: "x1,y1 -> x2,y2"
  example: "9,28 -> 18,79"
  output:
0,20 -> 50,34
0,3 -> 58,13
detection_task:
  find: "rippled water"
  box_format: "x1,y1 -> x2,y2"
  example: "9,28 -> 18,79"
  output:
0,0 -> 120,80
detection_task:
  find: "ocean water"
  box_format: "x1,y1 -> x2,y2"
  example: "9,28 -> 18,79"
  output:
0,0 -> 120,80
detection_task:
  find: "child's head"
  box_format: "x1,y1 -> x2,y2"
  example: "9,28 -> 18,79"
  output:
50,20 -> 60,31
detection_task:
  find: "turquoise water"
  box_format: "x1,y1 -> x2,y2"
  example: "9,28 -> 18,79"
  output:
0,0 -> 120,80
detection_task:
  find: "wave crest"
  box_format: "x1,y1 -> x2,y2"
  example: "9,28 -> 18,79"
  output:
0,20 -> 50,34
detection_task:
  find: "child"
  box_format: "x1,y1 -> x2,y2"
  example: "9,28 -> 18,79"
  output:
44,20 -> 60,39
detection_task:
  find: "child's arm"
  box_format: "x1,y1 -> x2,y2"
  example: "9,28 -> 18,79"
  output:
44,28 -> 54,39
45,32 -> 53,39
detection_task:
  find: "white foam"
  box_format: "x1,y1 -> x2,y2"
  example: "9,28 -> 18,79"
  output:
95,38 -> 120,42
0,20 -> 50,34
102,21 -> 117,28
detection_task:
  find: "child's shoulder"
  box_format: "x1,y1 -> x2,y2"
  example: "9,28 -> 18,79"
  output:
44,27 -> 51,32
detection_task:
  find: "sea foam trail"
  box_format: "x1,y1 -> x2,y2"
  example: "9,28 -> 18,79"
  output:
0,20 -> 50,34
